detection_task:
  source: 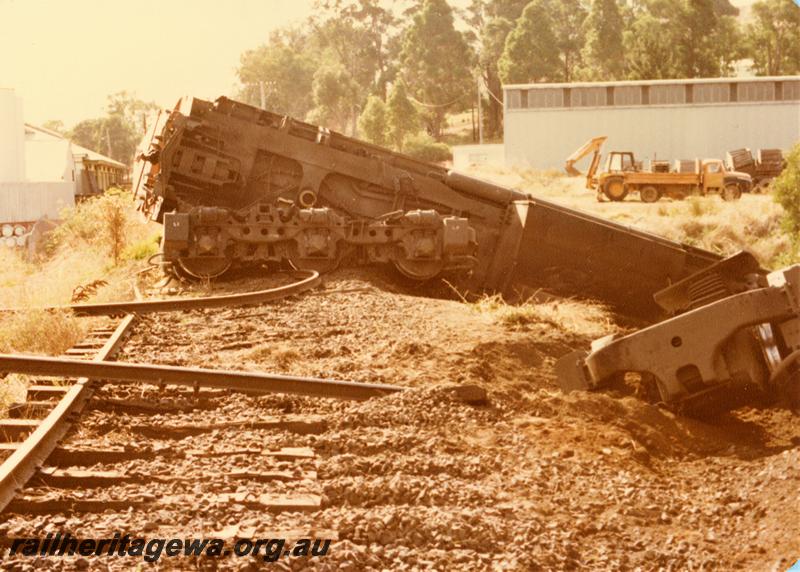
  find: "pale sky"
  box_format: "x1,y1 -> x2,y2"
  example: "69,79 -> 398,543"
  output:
0,0 -> 314,126
1,0 -> 755,128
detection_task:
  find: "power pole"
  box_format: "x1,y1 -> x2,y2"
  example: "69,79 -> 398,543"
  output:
477,75 -> 484,145
259,81 -> 266,110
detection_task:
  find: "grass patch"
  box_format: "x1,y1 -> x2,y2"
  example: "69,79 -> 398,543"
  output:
0,188 -> 159,412
0,309 -> 86,355
123,231 -> 162,261
467,293 -> 614,339
0,374 -> 29,415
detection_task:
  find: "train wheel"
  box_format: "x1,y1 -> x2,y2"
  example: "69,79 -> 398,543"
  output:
722,184 -> 742,201
287,244 -> 341,275
393,258 -> 444,281
602,177 -> 628,201
640,186 -> 661,203
176,256 -> 232,280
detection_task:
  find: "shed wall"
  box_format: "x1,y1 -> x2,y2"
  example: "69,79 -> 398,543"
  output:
504,102 -> 800,170
0,182 -> 74,223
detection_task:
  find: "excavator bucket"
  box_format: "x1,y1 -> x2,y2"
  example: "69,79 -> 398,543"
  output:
564,136 -> 607,177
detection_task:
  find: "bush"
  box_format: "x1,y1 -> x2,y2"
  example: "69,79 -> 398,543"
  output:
357,96 -> 388,146
774,143 -> 800,237
387,79 -> 419,151
402,132 -> 452,163
123,231 -> 161,261
0,309 -> 86,355
48,188 -> 133,264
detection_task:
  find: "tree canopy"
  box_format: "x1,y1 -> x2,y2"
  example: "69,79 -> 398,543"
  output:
582,0 -> 625,79
747,0 -> 800,76
399,0 -> 474,138
227,0 -> 799,142
498,0 -> 560,84
69,91 -> 157,166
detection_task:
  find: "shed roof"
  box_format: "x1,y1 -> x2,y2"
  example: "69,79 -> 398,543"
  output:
24,123 -> 127,169
503,75 -> 800,91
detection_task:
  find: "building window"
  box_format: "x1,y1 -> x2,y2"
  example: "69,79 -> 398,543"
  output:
570,87 -> 607,107
506,90 -> 521,109
613,86 -> 642,106
527,88 -> 564,108
738,82 -> 775,102
694,83 -> 730,103
649,84 -> 685,105
782,81 -> 800,101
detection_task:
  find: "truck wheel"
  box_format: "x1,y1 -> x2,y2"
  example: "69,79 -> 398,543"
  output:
603,177 -> 628,201
640,186 -> 661,203
755,179 -> 771,193
722,184 -> 742,201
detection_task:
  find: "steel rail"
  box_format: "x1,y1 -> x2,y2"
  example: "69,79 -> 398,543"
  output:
0,314 -> 136,513
0,354 -> 403,401
0,270 -> 321,316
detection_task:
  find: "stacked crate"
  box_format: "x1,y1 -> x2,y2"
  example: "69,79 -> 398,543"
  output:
725,148 -> 785,189
755,149 -> 785,179
674,159 -> 700,174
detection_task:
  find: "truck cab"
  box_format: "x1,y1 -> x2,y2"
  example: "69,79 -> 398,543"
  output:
700,159 -> 752,198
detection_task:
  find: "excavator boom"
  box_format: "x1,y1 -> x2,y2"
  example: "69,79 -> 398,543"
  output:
564,136 -> 607,178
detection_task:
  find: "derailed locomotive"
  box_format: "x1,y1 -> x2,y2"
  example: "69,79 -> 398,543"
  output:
133,96 -> 719,319
131,96 -> 800,412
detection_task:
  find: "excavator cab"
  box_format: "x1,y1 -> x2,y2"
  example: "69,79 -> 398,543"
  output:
606,151 -> 637,173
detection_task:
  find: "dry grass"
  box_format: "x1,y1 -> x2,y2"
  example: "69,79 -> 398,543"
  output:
0,374 -> 29,412
640,195 -> 788,267
516,167 -> 569,187
0,309 -> 86,355
0,192 -> 158,412
467,293 -> 615,339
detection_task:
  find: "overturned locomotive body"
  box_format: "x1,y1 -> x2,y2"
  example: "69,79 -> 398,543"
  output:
132,96 -> 800,413
133,96 -> 720,319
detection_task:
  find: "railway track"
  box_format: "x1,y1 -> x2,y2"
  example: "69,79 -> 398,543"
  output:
0,270 -> 408,516
0,271 -> 359,565
0,271 -> 488,570
0,270 -> 322,316
0,315 -> 135,513
0,272 -> 326,504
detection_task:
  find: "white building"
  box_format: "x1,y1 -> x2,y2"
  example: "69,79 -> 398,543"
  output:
25,124 -> 128,196
0,88 -> 26,182
502,76 -> 800,170
0,88 -> 74,245
0,88 -> 128,248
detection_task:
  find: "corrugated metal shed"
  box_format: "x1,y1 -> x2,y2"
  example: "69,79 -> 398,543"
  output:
0,182 -> 73,223
503,76 -> 800,170
24,139 -> 74,182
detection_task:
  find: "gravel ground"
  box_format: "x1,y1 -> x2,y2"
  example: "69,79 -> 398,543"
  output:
1,268 -> 797,571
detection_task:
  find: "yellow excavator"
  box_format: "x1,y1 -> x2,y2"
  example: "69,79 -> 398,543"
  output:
565,136 -> 750,203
